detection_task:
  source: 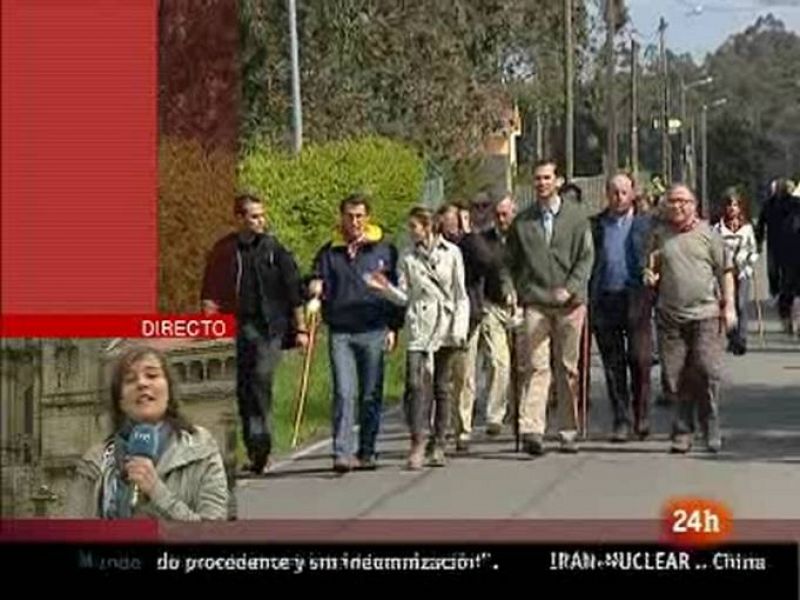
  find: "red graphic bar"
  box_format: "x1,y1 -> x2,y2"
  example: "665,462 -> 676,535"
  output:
0,314 -> 236,338
1,0 -> 158,314
0,520 -> 160,543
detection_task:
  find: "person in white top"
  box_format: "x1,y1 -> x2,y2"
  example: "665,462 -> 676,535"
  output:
713,188 -> 759,355
366,206 -> 470,470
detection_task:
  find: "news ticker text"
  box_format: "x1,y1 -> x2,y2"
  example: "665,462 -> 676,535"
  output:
2,543 -> 796,587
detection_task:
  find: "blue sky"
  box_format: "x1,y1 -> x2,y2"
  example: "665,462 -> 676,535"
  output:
626,0 -> 800,61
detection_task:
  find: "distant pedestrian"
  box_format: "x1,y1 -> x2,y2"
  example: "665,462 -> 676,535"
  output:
780,186 -> 800,337
560,182 -> 584,205
755,179 -> 794,308
713,188 -> 759,355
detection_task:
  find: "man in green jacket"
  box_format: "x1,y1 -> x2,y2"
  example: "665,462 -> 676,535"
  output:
505,159 -> 595,454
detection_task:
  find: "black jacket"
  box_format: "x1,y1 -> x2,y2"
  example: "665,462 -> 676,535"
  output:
201,232 -> 304,341
755,192 -> 794,255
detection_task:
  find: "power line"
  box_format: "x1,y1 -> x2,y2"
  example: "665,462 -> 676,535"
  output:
672,0 -> 798,15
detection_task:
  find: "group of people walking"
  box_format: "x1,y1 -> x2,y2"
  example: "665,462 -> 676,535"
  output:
197,161 -> 796,476
65,160 -> 796,523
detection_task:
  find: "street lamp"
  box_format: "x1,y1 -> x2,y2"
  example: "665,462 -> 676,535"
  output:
701,97 -> 728,218
681,75 -> 713,182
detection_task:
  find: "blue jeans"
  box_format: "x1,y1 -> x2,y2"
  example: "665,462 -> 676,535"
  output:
235,320 -> 283,458
728,277 -> 750,352
329,329 -> 386,461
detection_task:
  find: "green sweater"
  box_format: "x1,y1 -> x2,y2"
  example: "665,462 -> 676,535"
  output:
505,199 -> 595,307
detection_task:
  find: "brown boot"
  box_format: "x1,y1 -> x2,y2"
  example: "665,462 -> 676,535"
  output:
407,434 -> 425,470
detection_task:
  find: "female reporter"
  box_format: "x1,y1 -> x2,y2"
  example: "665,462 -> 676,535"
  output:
65,345 -> 229,520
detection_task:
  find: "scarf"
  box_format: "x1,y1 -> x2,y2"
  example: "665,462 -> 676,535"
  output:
100,420 -> 172,519
723,214 -> 743,232
346,236 -> 365,260
670,214 -> 700,234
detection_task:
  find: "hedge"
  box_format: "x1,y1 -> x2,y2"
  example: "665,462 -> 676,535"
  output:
238,136 -> 426,269
159,137 -> 238,313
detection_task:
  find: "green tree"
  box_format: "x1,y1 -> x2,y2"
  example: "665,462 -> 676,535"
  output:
240,0 -> 593,163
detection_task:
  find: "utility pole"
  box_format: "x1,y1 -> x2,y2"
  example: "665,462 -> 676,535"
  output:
536,108 -> 544,159
606,0 -> 618,173
659,17 -> 670,181
565,0 -> 575,179
680,76 -> 687,182
288,0 -> 303,155
701,103 -> 708,218
689,116 -> 697,190
701,97 -> 728,218
681,76 -> 713,183
630,37 -> 639,180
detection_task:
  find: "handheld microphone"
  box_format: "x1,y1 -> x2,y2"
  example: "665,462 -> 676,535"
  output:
126,424 -> 159,509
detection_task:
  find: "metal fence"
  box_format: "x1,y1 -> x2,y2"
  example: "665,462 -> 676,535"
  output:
515,174 -> 607,215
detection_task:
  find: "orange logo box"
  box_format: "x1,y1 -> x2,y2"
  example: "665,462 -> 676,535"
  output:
661,498 -> 733,547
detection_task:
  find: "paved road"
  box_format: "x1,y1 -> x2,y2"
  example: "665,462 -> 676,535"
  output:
237,305 -> 800,520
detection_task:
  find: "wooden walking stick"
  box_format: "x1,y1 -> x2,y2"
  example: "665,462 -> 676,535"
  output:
751,268 -> 766,348
511,328 -> 521,453
291,303 -> 321,449
578,312 -> 591,439
507,307 -> 523,453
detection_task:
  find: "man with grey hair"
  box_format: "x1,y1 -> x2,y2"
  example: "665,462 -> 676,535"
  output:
453,194 -> 518,450
644,184 -> 737,453
589,173 -> 655,442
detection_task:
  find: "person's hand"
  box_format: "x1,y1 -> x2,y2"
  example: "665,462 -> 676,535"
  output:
459,210 -> 472,234
308,279 -> 324,298
385,330 -> 397,352
364,270 -> 390,291
504,292 -> 518,310
724,305 -> 738,332
126,457 -> 159,498
296,331 -> 310,349
201,300 -> 219,315
552,288 -> 571,305
643,268 -> 660,287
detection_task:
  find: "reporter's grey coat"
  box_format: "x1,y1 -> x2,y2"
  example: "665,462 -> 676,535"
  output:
64,425 -> 229,521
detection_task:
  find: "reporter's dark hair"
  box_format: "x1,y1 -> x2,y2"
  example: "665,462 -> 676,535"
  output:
108,345 -> 195,436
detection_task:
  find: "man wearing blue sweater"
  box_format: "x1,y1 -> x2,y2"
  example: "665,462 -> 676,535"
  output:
309,194 -> 404,472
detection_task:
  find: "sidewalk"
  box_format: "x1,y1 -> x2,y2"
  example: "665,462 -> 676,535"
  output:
237,304 -> 799,519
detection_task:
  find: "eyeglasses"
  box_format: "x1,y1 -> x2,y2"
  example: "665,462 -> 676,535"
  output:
665,198 -> 692,206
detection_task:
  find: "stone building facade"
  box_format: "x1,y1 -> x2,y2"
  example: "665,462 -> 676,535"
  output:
1,338 -> 237,517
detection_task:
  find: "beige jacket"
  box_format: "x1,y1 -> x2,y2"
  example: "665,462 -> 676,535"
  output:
64,425 -> 229,521
380,235 -> 470,352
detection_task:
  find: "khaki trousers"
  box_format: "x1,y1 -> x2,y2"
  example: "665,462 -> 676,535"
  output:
452,303 -> 512,440
517,304 -> 586,438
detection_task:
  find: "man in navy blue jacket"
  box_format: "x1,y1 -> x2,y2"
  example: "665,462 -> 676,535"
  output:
589,174 -> 655,442
309,193 -> 404,472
